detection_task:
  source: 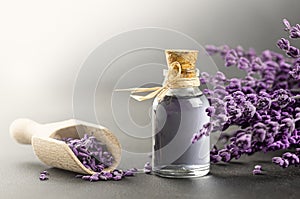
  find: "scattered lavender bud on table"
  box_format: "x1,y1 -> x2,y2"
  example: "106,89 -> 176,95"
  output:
144,162 -> 152,174
39,173 -> 49,181
252,169 -> 262,175
123,170 -> 134,177
252,165 -> 263,175
53,134 -> 150,182
39,170 -> 49,181
254,165 -> 262,170
40,170 -> 49,175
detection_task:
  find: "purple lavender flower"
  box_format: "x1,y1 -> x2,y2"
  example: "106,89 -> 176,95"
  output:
272,157 -> 287,167
89,173 -> 100,182
283,19 -> 300,38
246,48 -> 257,60
262,50 -> 273,61
219,45 -> 230,57
242,101 -> 256,119
63,134 -> 114,173
206,106 -> 215,117
290,24 -> 300,39
39,173 -> 48,181
254,165 -> 262,170
252,165 -> 263,175
144,162 -> 152,174
252,169 -> 262,175
200,72 -> 210,84
76,167 -> 139,182
287,46 -> 300,58
237,57 -> 250,70
272,151 -> 300,168
225,49 -> 238,66
195,18 -> 300,169
277,38 -> 290,51
235,133 -> 252,150
218,149 -> 231,162
252,123 -> 267,142
281,118 -> 296,134
246,94 -> 258,105
283,18 -> 291,31
123,170 -> 135,177
214,88 -> 228,99
290,60 -> 300,79
256,96 -> 271,110
251,57 -> 265,71
214,71 -> 227,82
226,78 -> 241,93
235,46 -> 245,57
272,89 -> 293,108
205,45 -> 219,55
225,101 -> 242,120
40,170 -> 49,175
192,122 -> 213,143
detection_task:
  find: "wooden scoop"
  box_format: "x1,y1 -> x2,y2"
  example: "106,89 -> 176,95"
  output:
10,118 -> 121,175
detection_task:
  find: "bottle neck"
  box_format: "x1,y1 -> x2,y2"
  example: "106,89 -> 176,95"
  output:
162,68 -> 200,92
164,87 -> 202,97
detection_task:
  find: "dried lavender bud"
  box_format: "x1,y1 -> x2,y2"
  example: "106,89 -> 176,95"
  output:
205,45 -> 219,56
290,60 -> 300,80
112,175 -> 122,181
40,170 -> 49,175
252,165 -> 263,175
288,21 -> 300,38
252,169 -> 262,175
283,19 -> 291,31
99,175 -> 108,181
237,57 -> 250,70
89,173 -> 100,182
225,49 -> 238,66
39,173 -> 49,181
123,170 -> 134,177
144,162 -> 152,174
277,38 -> 290,51
290,27 -> 300,39
218,149 -> 231,162
62,134 -> 114,173
206,106 -> 215,117
254,165 -> 262,170
74,167 -> 141,182
82,175 -> 92,180
287,46 -> 300,58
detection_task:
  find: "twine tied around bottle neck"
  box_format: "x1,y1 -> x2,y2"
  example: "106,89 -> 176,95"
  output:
114,61 -> 200,102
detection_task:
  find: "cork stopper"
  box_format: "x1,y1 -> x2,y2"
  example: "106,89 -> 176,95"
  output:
165,49 -> 198,78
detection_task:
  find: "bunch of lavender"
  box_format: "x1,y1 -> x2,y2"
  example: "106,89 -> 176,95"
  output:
63,134 -> 114,172
192,19 -> 300,168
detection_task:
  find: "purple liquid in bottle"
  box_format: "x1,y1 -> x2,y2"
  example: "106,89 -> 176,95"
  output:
152,88 -> 210,178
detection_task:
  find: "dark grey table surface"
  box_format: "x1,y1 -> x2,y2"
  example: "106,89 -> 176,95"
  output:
2,140 -> 300,199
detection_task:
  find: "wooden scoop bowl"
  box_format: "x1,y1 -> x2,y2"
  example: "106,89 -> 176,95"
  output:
10,118 -> 121,175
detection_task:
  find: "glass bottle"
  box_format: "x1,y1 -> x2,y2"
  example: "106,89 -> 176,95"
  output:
152,50 -> 210,178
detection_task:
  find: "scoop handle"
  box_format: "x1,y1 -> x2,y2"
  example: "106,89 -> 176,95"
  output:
9,118 -> 49,145
10,118 -> 82,145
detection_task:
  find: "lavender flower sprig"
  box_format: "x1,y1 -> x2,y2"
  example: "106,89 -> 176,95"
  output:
193,19 -> 300,169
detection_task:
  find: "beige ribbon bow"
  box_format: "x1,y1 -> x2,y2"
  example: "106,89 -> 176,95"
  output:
114,61 -> 200,101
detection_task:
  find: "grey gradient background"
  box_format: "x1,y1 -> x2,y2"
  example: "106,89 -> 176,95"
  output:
0,0 -> 300,199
